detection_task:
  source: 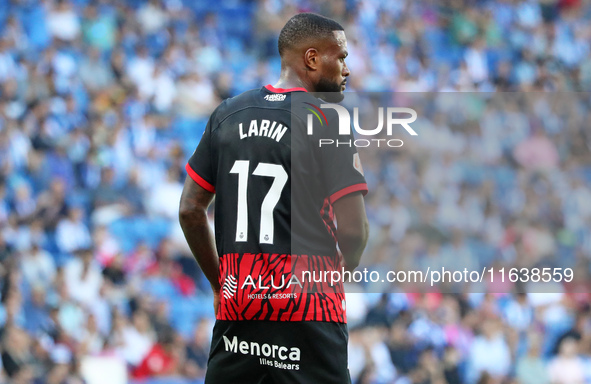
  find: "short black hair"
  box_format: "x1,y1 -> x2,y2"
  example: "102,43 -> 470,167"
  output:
278,13 -> 344,57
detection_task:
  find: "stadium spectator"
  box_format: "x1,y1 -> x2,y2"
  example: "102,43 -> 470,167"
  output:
467,319 -> 511,383
131,326 -> 179,379
548,337 -> 586,384
516,332 -> 550,384
63,248 -> 103,308
56,207 -> 92,255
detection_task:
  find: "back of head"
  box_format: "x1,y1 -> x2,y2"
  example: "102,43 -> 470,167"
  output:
278,13 -> 344,58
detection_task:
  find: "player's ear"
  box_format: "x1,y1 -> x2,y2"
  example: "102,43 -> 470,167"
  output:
304,48 -> 319,71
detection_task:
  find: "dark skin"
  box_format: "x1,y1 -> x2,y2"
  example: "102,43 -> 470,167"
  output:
275,30 -> 350,95
179,180 -> 220,313
179,29 -> 368,315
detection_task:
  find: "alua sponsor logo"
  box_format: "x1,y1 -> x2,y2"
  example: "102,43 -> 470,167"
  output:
241,274 -> 303,290
222,275 -> 238,299
223,273 -> 304,298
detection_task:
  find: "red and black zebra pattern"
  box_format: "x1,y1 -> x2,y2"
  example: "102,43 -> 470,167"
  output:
218,253 -> 346,323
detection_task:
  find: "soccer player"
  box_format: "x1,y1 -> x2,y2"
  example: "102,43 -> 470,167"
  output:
179,13 -> 369,384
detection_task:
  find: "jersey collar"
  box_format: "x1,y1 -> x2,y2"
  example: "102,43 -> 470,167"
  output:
264,84 -> 308,93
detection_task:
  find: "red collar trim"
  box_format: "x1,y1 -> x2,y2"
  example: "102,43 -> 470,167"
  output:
264,84 -> 308,93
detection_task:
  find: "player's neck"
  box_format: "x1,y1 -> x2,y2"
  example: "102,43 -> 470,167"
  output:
274,70 -> 312,92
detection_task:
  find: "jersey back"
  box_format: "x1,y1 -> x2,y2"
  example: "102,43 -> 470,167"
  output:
187,85 -> 367,322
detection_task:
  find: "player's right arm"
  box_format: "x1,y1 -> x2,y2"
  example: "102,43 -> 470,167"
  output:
179,170 -> 220,312
311,104 -> 370,271
332,191 -> 369,271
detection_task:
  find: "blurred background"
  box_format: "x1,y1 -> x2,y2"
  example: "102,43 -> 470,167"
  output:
0,0 -> 590,383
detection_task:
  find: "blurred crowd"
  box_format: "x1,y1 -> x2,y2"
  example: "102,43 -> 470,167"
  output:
0,0 -> 591,383
347,91 -> 591,384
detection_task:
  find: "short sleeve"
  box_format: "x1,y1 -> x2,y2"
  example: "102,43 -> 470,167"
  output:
316,111 -> 368,203
186,118 -> 216,193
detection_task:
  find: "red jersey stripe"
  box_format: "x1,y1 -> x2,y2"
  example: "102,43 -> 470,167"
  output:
185,163 -> 215,193
329,183 -> 368,204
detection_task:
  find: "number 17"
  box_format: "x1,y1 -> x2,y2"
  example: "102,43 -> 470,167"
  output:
229,160 -> 288,245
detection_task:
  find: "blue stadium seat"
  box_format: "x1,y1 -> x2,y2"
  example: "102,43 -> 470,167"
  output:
142,277 -> 178,300
219,5 -> 253,37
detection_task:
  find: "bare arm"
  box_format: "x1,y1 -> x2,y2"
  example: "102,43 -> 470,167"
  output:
332,192 -> 369,270
179,176 -> 220,294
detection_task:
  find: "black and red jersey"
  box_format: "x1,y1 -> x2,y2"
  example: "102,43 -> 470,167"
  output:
187,85 -> 367,323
